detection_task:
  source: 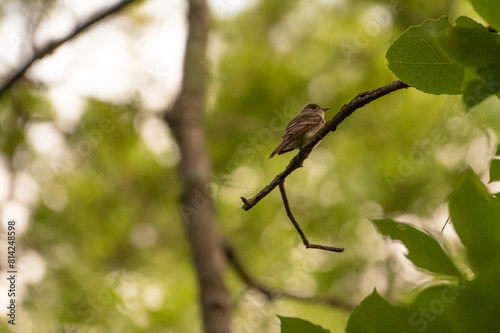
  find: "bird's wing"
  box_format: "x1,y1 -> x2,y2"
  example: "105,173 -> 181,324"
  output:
269,114 -> 324,158
283,113 -> 324,140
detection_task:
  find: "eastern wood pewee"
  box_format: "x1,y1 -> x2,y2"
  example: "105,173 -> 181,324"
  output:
270,103 -> 329,158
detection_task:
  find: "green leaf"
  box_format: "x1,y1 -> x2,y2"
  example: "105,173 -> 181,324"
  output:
448,169 -> 500,275
278,316 -> 330,333
372,219 -> 461,277
346,290 -> 415,333
495,144 -> 500,156
411,284 -> 465,333
462,64 -> 500,108
469,0 -> 500,30
437,17 -> 500,68
454,15 -> 486,29
490,159 -> 500,182
386,17 -> 464,95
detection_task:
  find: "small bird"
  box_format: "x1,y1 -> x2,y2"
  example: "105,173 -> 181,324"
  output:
270,103 -> 329,158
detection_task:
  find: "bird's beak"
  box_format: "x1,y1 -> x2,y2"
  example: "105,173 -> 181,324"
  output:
322,107 -> 330,112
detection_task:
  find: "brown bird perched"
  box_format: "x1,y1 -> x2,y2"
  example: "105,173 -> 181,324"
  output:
269,103 -> 329,158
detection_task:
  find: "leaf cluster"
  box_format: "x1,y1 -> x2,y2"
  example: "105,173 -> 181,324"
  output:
387,13 -> 500,108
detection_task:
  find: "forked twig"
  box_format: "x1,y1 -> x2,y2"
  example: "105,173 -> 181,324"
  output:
279,181 -> 344,253
223,242 -> 354,310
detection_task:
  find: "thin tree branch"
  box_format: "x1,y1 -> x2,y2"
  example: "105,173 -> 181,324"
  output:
0,0 -> 139,98
279,181 -> 344,252
241,80 -> 410,210
441,216 -> 451,234
223,242 -> 355,311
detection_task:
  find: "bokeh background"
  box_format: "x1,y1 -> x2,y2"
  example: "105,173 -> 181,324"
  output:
0,0 -> 499,332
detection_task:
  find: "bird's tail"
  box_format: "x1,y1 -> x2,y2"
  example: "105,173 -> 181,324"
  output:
269,148 -> 280,159
269,141 -> 292,159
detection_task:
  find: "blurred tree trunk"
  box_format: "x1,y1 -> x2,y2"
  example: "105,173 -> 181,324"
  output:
164,0 -> 232,332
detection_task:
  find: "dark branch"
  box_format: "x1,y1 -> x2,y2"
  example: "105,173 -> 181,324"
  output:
487,26 -> 498,33
241,80 -> 410,210
0,0 -> 139,98
441,216 -> 451,234
279,181 -> 344,252
224,242 -> 355,311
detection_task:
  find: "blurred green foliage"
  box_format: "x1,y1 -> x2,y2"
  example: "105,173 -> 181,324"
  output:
0,0 -> 499,332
